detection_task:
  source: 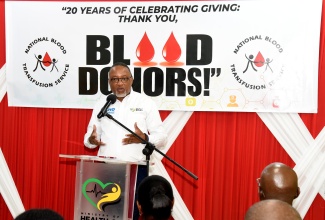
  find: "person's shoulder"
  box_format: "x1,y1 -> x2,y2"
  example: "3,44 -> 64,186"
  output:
130,91 -> 158,108
130,90 -> 142,97
131,91 -> 151,101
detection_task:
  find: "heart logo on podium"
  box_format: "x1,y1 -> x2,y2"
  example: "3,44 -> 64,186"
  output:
82,178 -> 121,211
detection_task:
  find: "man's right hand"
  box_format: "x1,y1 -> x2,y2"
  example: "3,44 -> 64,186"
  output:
88,125 -> 105,146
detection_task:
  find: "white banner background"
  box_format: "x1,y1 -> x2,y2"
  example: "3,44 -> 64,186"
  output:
5,0 -> 321,112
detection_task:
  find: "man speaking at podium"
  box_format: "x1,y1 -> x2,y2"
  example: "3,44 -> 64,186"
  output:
84,62 -> 167,162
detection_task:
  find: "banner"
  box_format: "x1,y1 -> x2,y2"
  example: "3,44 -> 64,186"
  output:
5,0 -> 322,112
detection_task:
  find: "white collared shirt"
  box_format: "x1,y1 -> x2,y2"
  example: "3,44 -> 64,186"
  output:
84,90 -> 167,162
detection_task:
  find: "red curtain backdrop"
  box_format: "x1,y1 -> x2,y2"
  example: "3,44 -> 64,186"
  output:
1,1 -> 325,220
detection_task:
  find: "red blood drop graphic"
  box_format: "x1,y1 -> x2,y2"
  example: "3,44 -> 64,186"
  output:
162,32 -> 181,62
136,32 -> 155,62
254,51 -> 265,67
42,52 -> 52,67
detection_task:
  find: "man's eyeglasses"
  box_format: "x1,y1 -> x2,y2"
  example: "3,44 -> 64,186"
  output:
109,77 -> 132,83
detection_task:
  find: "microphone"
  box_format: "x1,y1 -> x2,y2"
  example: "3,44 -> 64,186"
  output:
97,93 -> 117,119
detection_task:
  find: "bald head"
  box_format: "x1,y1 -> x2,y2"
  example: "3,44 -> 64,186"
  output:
245,200 -> 302,220
258,162 -> 299,205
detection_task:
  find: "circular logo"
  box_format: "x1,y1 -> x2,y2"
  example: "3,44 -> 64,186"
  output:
22,37 -> 69,88
228,35 -> 292,110
230,35 -> 285,90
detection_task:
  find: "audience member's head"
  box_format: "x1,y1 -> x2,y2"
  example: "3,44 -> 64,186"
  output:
257,162 -> 300,205
137,175 -> 174,220
245,199 -> 302,220
15,208 -> 64,220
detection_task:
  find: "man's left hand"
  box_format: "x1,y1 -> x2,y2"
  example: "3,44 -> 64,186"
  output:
122,122 -> 146,145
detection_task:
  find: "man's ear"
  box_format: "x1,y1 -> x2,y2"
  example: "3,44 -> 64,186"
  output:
295,187 -> 300,199
137,201 -> 142,215
258,187 -> 265,200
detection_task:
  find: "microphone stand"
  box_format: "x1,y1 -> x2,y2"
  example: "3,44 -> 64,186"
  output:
105,113 -> 198,180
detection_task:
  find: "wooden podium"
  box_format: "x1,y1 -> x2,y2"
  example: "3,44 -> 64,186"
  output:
59,154 -> 147,220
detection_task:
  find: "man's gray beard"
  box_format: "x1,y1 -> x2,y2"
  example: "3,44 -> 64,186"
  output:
115,91 -> 127,98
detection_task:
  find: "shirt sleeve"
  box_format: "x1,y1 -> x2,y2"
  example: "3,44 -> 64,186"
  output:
83,98 -> 105,149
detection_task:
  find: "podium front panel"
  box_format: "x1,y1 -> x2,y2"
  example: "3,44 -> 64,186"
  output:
74,161 -> 130,220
